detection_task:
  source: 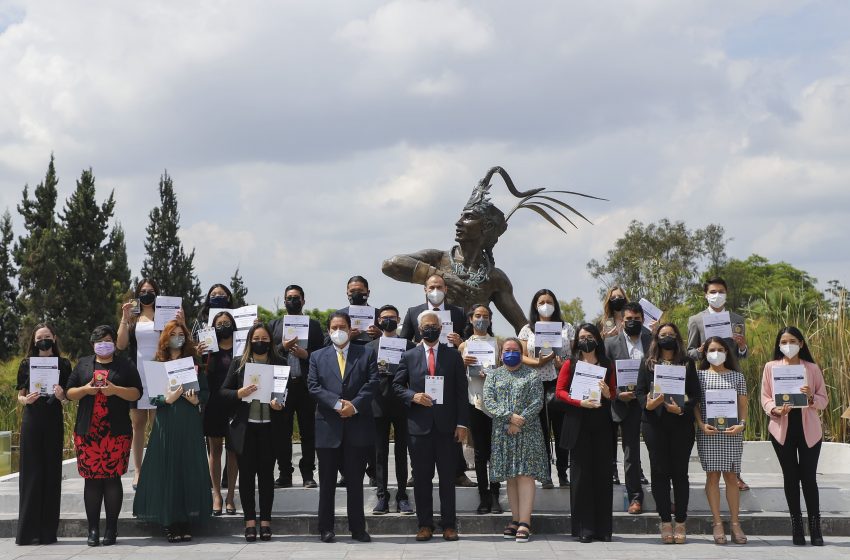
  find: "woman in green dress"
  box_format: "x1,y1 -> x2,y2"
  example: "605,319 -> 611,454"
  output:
133,319 -> 212,542
483,337 -> 547,543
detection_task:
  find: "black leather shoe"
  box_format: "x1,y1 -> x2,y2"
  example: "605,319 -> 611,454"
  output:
320,530 -> 335,543
612,472 -> 621,485
336,477 -> 346,487
87,529 -> 100,547
303,478 -> 318,489
352,531 -> 371,542
101,528 -> 117,546
274,477 -> 292,488
578,534 -> 593,543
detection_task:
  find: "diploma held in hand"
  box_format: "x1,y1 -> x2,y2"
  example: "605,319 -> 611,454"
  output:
424,375 -> 444,404
569,360 -> 607,402
705,388 -> 738,428
154,296 -> 182,331
772,365 -> 808,407
652,364 -> 687,408
29,357 -> 59,395
271,366 -> 290,404
534,322 -> 563,356
243,363 -> 274,403
283,315 -> 310,347
615,359 -> 640,392
703,311 -> 733,339
165,357 -> 199,392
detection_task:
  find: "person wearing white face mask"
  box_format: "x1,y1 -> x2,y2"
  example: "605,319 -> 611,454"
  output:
760,326 -> 828,547
693,337 -> 748,545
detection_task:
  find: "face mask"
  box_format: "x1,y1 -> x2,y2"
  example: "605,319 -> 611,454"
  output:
284,298 -> 303,314
168,335 -> 185,349
379,318 -> 398,333
658,336 -> 678,350
35,338 -> 55,352
426,289 -> 445,306
421,325 -> 441,343
780,343 -> 800,359
473,318 -> 490,333
94,341 -> 114,357
609,296 -> 626,312
348,292 -> 368,306
577,339 -> 597,353
209,295 -> 229,308
139,292 -> 156,306
330,329 -> 349,347
707,292 -> 727,308
537,303 -> 555,318
624,319 -> 643,336
502,351 -> 522,367
251,340 -> 270,355
706,351 -> 726,366
215,324 -> 234,340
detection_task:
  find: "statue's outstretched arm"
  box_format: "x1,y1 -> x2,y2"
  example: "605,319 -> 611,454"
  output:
381,249 -> 444,285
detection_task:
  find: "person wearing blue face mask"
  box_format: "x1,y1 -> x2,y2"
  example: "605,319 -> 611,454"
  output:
484,338 -> 547,543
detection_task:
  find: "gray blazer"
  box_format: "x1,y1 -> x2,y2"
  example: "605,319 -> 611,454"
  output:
604,329 -> 652,423
686,309 -> 748,362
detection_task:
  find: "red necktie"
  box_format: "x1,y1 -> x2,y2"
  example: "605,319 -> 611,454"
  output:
428,347 -> 436,377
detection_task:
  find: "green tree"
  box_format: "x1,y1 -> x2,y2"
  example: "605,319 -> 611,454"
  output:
139,171 -> 203,316
106,224 -> 132,311
229,266 -> 248,308
0,210 -> 19,360
559,297 -> 585,326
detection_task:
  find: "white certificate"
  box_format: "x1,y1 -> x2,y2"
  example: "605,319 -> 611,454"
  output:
233,329 -> 248,357
466,340 -> 496,367
615,359 -> 640,391
377,336 -> 408,366
154,296 -> 182,331
705,388 -> 738,428
197,327 -> 219,354
425,375 -> 444,404
140,361 -> 169,407
569,360 -> 607,401
283,315 -> 310,346
772,365 -> 808,407
348,305 -> 375,332
638,298 -> 663,328
435,310 -> 454,346
703,311 -> 733,339
271,365 -> 290,404
534,321 -> 564,352
652,364 -> 687,408
165,357 -> 199,392
29,357 -> 59,395
243,362 -> 274,403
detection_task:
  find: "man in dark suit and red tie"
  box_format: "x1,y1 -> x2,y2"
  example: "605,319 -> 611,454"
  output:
393,310 -> 469,542
307,311 -> 379,544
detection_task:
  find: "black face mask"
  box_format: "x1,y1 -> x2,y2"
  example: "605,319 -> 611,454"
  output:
348,292 -> 368,306
624,320 -> 643,336
284,298 -> 303,315
379,318 -> 398,333
577,339 -> 598,353
215,324 -> 234,340
421,325 -> 441,343
252,341 -> 271,355
139,292 -> 156,306
609,297 -> 626,312
35,339 -> 55,352
658,336 -> 678,350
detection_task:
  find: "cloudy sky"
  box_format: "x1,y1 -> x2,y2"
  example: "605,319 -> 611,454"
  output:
1,0 -> 848,335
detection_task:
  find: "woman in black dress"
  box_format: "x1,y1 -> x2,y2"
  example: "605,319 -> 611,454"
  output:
15,323 -> 72,545
66,325 -> 142,547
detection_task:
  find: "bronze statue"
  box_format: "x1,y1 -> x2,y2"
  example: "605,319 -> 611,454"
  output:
382,166 -> 600,334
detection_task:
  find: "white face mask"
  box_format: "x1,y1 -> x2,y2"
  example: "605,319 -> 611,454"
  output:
537,303 -> 555,318
707,292 -> 727,309
330,329 -> 349,347
780,343 -> 800,359
706,351 -> 726,366
426,289 -> 445,306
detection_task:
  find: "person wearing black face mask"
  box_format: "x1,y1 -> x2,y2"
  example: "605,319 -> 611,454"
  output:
192,284 -> 234,353
268,285 -> 325,488
598,286 -> 629,339
604,302 -> 651,514
327,276 -> 381,346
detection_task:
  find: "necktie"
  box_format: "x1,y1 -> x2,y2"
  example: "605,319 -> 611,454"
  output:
337,350 -> 345,379
428,347 -> 435,377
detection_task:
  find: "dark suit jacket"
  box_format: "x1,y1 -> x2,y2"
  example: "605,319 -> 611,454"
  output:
366,336 -> 416,417
399,302 -> 466,342
604,329 -> 653,423
392,343 -> 469,436
219,356 -> 286,455
269,315 -> 325,379
555,359 -> 615,450
635,358 -> 700,427
67,355 -> 142,437
307,343 -> 379,448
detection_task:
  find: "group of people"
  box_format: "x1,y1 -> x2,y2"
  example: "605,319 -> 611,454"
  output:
14,274 -> 828,548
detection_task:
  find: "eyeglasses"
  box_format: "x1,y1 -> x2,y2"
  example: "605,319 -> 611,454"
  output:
215,322 -> 232,328
578,337 -> 595,342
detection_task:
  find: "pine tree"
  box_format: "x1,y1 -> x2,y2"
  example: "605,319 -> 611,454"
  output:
229,266 -> 248,307
106,224 -> 132,309
140,171 -> 203,316
0,210 -> 20,360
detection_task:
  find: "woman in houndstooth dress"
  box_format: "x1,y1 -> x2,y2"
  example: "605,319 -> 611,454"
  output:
695,337 -> 748,545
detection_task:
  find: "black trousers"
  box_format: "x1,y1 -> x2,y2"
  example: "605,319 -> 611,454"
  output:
469,405 -> 498,495
238,423 -> 276,522
276,380 -> 316,479
539,399 -> 569,482
409,431 -> 458,530
16,405 -> 63,545
570,409 -> 613,539
642,419 -> 694,523
375,412 -> 409,501
770,410 -> 821,516
317,443 -> 368,534
612,404 -> 644,503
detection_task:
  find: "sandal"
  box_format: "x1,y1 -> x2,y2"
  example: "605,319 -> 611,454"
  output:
674,522 -> 687,544
712,521 -> 727,545
166,526 -> 180,543
515,522 -> 531,543
730,522 -> 747,544
503,520 -> 519,539
245,525 -> 257,543
660,522 -> 674,544
259,525 -> 272,542
736,475 -> 750,492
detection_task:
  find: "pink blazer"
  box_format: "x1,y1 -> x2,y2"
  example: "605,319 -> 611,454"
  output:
760,360 -> 828,448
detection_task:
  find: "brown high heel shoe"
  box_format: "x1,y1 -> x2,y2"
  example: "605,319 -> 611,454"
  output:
660,522 -> 674,544
712,521 -> 726,545
673,522 -> 687,544
730,521 -> 747,544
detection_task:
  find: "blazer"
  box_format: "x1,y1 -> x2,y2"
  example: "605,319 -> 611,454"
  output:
307,343 -> 379,448
604,329 -> 653,422
366,336 -> 416,417
392,343 -> 469,436
399,302 -> 466,343
554,358 -> 616,450
634,358 -> 700,427
760,359 -> 827,448
66,355 -> 142,437
269,315 -> 325,379
687,309 -> 748,361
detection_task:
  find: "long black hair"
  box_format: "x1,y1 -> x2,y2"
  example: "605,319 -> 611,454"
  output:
646,322 -> 687,370
698,336 -> 740,371
772,326 -> 816,364
528,288 -> 563,330
464,302 -> 495,339
26,323 -> 61,357
572,322 -> 609,368
200,283 -> 234,321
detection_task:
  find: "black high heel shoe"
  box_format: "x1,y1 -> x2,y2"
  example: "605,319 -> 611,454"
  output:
102,527 -> 117,546
166,526 -> 180,543
245,525 -> 257,542
260,525 -> 272,541
87,529 -> 100,547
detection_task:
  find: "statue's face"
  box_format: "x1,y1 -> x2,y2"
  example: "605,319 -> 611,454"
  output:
455,211 -> 484,243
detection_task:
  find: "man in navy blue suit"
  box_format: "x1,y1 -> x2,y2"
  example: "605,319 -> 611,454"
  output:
308,311 -> 379,543
393,310 -> 469,542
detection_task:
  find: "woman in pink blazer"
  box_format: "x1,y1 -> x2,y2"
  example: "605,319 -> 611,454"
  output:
760,326 -> 827,547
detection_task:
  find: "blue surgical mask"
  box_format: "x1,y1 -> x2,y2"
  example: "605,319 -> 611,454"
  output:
502,351 -> 521,367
